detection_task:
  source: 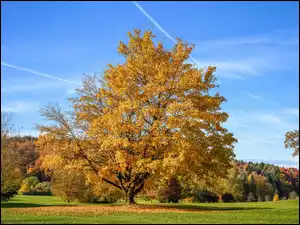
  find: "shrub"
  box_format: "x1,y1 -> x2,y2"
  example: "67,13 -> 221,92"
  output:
99,194 -> 121,204
222,193 -> 235,203
193,189 -> 219,203
273,193 -> 279,201
19,183 -> 31,193
75,183 -> 102,204
22,176 -> 39,187
29,182 -> 52,196
91,181 -> 124,204
142,195 -> 151,202
158,189 -> 168,203
81,184 -> 100,203
19,178 -> 52,196
183,197 -> 193,203
1,189 -> 18,201
19,176 -> 39,194
142,189 -> 157,202
279,181 -> 294,199
158,178 -> 182,203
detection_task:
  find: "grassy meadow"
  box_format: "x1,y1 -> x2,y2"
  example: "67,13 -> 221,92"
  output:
1,195 -> 299,224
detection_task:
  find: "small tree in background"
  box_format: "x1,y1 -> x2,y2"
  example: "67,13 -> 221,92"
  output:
273,193 -> 279,201
284,130 -> 299,157
51,169 -> 87,203
158,177 -> 182,203
1,113 -> 23,201
255,174 -> 273,202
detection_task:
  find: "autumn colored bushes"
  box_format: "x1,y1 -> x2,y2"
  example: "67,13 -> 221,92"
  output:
2,133 -> 299,204
140,161 -> 299,203
19,177 -> 51,196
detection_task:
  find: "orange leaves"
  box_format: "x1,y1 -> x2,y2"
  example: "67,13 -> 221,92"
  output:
273,194 -> 279,201
35,29 -> 236,196
284,129 -> 299,157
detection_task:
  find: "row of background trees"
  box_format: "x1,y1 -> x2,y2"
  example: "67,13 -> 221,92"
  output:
2,125 -> 298,203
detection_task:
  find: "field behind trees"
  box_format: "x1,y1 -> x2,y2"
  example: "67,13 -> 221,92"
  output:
1,195 -> 299,224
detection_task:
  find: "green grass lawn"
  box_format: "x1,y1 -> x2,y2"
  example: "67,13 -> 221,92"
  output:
1,195 -> 299,224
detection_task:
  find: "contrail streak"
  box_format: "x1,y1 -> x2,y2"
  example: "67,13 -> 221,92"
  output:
132,1 -> 201,67
1,61 -> 81,85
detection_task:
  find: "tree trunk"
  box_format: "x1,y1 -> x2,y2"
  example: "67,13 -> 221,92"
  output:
218,195 -> 222,202
119,172 -> 149,205
128,194 -> 135,205
125,191 -> 136,205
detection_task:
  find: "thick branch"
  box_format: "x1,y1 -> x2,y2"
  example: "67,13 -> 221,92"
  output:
102,177 -> 122,191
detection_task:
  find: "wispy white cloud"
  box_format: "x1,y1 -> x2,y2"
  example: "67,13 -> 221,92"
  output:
193,32 -> 298,79
245,92 -> 265,101
133,2 -> 298,80
244,92 -> 299,119
1,101 -> 40,114
132,1 -> 201,67
132,1 -> 176,43
283,108 -> 299,116
1,80 -> 76,93
244,91 -> 280,106
226,110 -> 295,129
197,34 -> 298,49
1,61 -> 81,85
67,88 -> 77,95
256,114 -> 286,125
197,60 -> 264,79
225,108 -> 298,162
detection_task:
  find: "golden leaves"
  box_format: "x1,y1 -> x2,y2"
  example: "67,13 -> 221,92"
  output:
35,29 -> 237,195
284,129 -> 299,157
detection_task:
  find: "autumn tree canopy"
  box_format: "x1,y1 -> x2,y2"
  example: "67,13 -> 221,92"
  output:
35,29 -> 237,204
284,130 -> 299,157
1,113 -> 23,200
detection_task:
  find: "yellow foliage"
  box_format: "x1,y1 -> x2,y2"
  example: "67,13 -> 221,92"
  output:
183,197 -> 193,203
35,29 -> 237,203
19,183 -> 31,193
273,194 -> 279,201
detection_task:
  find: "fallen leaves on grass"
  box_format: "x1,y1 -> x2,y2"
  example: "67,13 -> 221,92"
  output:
2,204 -> 220,216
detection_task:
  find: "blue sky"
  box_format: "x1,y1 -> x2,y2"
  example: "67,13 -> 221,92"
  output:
1,1 -> 299,167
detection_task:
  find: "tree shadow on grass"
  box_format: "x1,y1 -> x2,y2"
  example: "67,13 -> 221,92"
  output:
132,204 -> 272,211
7,198 -> 21,201
2,218 -> 67,223
1,202 -> 273,211
1,203 -> 80,209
